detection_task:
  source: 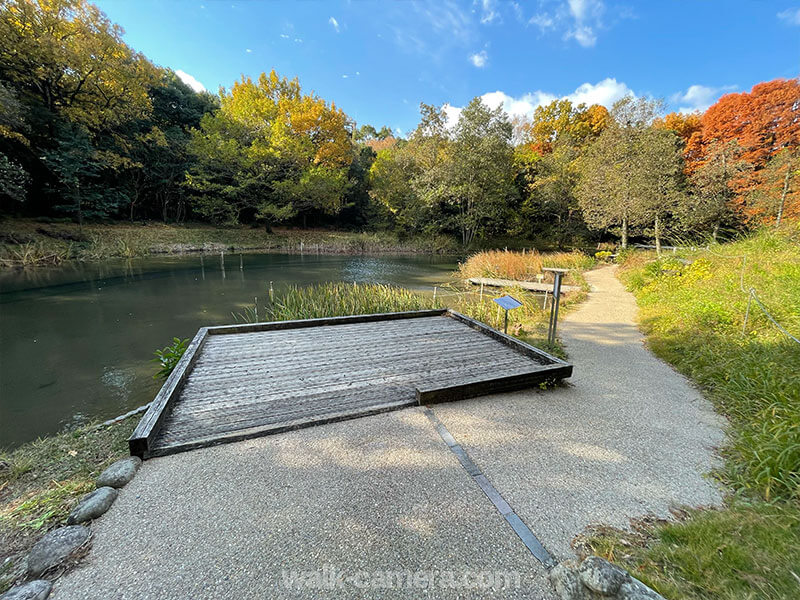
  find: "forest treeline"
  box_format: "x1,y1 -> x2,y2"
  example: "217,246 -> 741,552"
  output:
1,0 -> 798,248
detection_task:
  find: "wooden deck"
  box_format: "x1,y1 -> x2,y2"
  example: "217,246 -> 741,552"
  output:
130,310 -> 572,458
468,277 -> 580,293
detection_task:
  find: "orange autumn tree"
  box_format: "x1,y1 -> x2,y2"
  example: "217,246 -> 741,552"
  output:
654,112 -> 703,170
690,78 -> 800,223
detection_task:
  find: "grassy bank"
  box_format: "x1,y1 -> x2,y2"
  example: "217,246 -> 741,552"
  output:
0,416 -> 138,592
0,219 -> 460,267
580,228 -> 800,600
457,248 -> 594,287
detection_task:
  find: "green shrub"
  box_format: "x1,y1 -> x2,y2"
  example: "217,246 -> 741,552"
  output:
152,337 -> 189,379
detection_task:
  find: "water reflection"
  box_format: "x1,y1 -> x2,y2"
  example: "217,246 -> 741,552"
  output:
0,252 -> 457,448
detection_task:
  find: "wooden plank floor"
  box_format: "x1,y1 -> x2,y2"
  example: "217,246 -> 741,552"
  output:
150,315 -> 551,455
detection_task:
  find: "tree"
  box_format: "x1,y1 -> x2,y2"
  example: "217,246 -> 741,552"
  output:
637,127 -> 686,253
273,166 -> 350,228
683,141 -> 748,239
368,146 -> 427,233
523,99 -> 609,153
690,79 -> 800,219
576,97 -> 662,247
748,148 -> 799,226
420,98 -> 517,246
186,70 -> 354,226
0,153 -> 30,204
0,0 -> 157,131
43,124 -> 109,228
514,139 -> 584,245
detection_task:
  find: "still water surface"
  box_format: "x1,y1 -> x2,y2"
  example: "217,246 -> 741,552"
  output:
0,253 -> 457,448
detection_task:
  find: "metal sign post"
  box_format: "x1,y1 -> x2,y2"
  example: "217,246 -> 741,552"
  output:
543,267 -> 568,345
492,295 -> 523,333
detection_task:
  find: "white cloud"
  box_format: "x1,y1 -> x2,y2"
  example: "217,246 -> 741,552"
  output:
525,0 -> 606,47
511,2 -> 524,23
568,25 -> 596,47
469,50 -> 488,67
565,0 -> 604,47
294,38 -> 303,43
245,48 -> 252,53
777,7 -> 800,25
671,84 -> 737,113
568,78 -> 632,106
280,34 -> 289,39
342,74 -> 348,79
443,78 -> 635,127
529,13 -> 555,30
329,16 -> 340,32
391,1 -> 473,60
175,70 -> 206,93
478,0 -> 501,24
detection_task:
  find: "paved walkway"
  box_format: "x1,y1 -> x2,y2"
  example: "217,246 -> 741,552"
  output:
53,266 -> 724,599
433,266 -> 725,558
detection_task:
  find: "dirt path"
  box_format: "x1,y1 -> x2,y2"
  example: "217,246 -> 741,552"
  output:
433,265 -> 726,557
53,266 -> 725,599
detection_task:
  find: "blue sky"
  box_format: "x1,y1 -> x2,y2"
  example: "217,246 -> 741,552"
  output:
94,0 -> 800,136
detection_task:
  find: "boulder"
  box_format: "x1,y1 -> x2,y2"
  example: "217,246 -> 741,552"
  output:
578,556 -> 627,595
549,561 -> 588,599
26,526 -> 90,577
618,578 -> 666,600
0,580 -> 52,600
67,487 -> 117,525
96,456 -> 141,489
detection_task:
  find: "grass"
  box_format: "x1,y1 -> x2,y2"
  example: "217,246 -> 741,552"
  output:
579,226 -> 800,600
457,248 -> 594,287
0,416 -> 138,592
262,282 -> 440,321
0,219 -> 460,267
251,261 -> 591,358
576,503 -> 800,600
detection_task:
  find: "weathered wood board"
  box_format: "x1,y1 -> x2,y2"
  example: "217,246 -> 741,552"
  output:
468,277 -> 580,293
130,309 -> 572,458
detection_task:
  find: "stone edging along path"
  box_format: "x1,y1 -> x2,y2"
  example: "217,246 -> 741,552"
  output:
1,456 -> 142,600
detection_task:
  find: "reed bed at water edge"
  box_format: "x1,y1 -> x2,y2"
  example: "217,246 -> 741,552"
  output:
457,249 -> 594,286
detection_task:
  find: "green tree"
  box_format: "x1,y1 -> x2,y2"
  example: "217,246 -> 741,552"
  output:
186,70 -> 353,226
576,97 -> 662,248
0,153 -> 30,203
637,127 -> 686,253
43,124 -> 111,228
0,0 -> 157,131
419,98 -> 516,246
368,146 -> 428,233
515,139 -> 584,245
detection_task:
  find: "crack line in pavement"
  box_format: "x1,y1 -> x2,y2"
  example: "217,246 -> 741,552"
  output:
421,407 -> 556,569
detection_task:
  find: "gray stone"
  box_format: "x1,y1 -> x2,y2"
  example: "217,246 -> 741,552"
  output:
96,456 -> 141,489
549,561 -> 588,599
27,526 -> 90,577
579,556 -> 627,595
67,487 -> 117,525
618,578 -> 666,600
0,580 -> 52,600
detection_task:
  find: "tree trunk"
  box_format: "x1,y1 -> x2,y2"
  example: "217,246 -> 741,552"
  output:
712,222 -> 719,241
621,215 -> 628,249
776,168 -> 790,227
76,184 -> 83,233
654,215 -> 662,256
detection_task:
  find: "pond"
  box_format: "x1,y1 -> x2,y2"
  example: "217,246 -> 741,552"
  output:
0,252 -> 458,449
